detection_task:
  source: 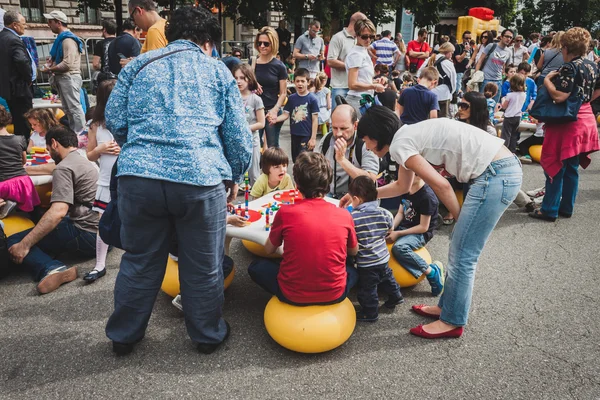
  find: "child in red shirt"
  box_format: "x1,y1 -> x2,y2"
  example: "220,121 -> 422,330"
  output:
248,152 -> 359,305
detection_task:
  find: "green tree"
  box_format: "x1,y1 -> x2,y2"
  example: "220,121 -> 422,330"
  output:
515,0 -> 547,37
545,0 -> 600,33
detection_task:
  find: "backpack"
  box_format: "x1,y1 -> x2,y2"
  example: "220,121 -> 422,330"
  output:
434,56 -> 452,89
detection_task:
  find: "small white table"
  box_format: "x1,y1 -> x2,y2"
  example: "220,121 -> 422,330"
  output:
225,190 -> 339,256
32,98 -> 63,110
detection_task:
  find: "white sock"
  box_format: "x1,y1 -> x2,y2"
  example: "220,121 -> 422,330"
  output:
95,233 -> 109,272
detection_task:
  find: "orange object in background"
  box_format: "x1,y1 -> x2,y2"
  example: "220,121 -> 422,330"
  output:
468,7 -> 495,21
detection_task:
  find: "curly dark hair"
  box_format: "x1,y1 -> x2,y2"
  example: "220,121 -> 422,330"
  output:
0,105 -> 12,128
165,6 -> 221,46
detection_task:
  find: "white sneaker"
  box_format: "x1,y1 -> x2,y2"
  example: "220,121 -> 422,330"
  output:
526,187 -> 545,198
172,294 -> 183,311
0,200 -> 17,219
534,196 -> 544,205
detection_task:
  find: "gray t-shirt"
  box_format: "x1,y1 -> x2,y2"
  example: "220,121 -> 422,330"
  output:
327,28 -> 356,89
0,134 -> 27,181
51,151 -> 99,232
481,43 -> 510,81
243,93 -> 264,133
320,134 -> 380,197
540,48 -> 564,78
295,32 -> 324,73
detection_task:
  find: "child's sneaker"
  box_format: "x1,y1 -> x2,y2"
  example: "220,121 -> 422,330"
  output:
0,200 -> 17,219
356,310 -> 379,322
519,155 -> 533,164
526,187 -> 545,198
383,295 -> 404,309
426,261 -> 445,297
172,294 -> 183,311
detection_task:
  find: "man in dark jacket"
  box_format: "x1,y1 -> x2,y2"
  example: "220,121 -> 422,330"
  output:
0,11 -> 33,140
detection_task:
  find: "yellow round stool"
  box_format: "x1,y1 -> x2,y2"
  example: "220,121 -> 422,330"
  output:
34,182 -> 53,208
386,243 -> 432,288
2,215 -> 35,237
6,124 -> 14,134
264,296 -> 356,353
529,145 -> 543,163
455,189 -> 464,207
161,257 -> 235,297
54,108 -> 65,120
242,239 -> 281,259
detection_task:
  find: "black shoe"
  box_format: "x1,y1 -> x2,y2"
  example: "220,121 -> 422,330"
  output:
356,310 -> 379,322
528,210 -> 557,222
197,321 -> 230,354
558,211 -> 572,218
112,336 -> 144,356
83,268 -> 106,283
384,295 -> 405,309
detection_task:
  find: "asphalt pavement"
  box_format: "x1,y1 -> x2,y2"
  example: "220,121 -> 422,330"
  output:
1,127 -> 599,399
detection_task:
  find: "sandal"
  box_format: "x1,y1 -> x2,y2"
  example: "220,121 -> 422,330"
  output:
528,209 -> 556,222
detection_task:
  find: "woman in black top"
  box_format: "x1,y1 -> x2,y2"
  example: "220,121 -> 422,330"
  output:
253,26 -> 288,148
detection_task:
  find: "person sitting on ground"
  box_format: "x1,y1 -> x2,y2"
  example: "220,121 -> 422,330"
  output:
348,176 -> 402,322
396,66 -> 439,124
7,125 -> 99,294
0,106 -> 40,218
318,104 -> 379,199
247,151 -> 358,305
385,174 -> 444,296
250,147 -> 294,199
24,109 -> 59,153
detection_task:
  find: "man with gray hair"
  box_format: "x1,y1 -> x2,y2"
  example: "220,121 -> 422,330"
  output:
327,12 -> 367,110
0,10 -> 33,139
293,20 -> 324,79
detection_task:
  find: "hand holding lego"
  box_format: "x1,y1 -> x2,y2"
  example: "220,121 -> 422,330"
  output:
227,215 -> 249,227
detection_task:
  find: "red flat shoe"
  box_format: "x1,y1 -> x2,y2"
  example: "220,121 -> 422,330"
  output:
411,304 -> 440,319
409,324 -> 463,339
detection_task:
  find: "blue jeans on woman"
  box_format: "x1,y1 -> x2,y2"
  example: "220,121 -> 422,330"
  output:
248,257 -> 358,306
540,156 -> 580,217
7,217 -> 96,281
260,109 -> 283,148
105,176 -> 228,346
438,156 -> 522,327
391,232 -> 430,279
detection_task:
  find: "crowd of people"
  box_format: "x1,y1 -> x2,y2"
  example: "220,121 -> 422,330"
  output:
0,2 -> 599,354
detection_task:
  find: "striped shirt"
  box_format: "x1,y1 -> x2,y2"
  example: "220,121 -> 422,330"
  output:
370,37 -> 399,66
351,200 -> 394,268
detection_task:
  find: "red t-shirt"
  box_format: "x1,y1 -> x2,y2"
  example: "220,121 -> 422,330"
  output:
407,40 -> 431,68
268,198 -> 357,304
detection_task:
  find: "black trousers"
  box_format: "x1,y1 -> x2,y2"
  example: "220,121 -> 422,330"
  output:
7,96 -> 33,141
291,135 -> 309,163
357,263 -> 402,316
501,116 -> 521,153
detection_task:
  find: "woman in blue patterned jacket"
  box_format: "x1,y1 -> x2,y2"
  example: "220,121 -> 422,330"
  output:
104,6 -> 252,356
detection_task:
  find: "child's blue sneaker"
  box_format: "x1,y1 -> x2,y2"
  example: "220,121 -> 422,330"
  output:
426,261 -> 445,297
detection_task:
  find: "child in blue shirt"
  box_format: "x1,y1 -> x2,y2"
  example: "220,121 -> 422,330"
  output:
397,67 -> 439,125
272,68 -> 319,162
484,82 -> 499,126
349,176 -> 402,322
516,62 -> 537,112
385,175 -> 444,296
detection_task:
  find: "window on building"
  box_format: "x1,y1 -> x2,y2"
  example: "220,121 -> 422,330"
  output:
20,0 -> 44,23
79,3 -> 100,24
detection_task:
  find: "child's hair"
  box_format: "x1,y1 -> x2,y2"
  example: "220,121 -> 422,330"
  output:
391,70 -> 400,78
0,105 -> 11,128
314,72 -> 327,91
504,63 -> 517,74
517,61 -> 531,74
509,74 -> 526,92
92,79 -> 116,126
231,63 -> 259,91
261,147 -> 289,175
24,108 -> 59,133
419,67 -> 439,82
85,106 -> 95,121
374,64 -> 389,76
402,72 -> 413,82
294,68 -> 310,81
483,82 -> 498,98
348,175 -> 377,203
292,152 -> 332,199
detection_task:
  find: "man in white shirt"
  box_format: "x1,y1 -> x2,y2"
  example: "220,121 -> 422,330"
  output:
327,12 -> 366,111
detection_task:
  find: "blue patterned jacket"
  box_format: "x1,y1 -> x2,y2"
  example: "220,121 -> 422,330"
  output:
106,39 -> 252,186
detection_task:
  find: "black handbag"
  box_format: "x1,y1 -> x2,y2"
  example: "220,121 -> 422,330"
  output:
99,162 -> 122,249
530,62 -> 584,124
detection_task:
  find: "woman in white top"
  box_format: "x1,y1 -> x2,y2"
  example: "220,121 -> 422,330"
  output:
341,106 -> 521,339
84,79 -> 120,283
509,35 -> 529,65
345,18 -> 385,118
417,42 -> 457,118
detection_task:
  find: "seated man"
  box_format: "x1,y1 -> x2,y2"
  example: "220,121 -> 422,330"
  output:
8,125 -> 99,294
318,104 -> 379,199
248,151 -> 358,305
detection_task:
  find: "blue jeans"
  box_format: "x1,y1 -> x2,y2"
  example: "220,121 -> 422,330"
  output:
456,72 -> 464,93
480,79 -> 502,103
438,156 -> 522,326
248,257 -> 358,306
105,176 -> 228,345
7,217 -> 96,281
391,232 -> 430,279
540,156 -> 580,217
331,87 -> 349,112
357,263 -> 401,316
259,109 -> 282,148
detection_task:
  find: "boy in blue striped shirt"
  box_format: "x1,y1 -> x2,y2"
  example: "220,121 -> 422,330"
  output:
349,176 -> 403,322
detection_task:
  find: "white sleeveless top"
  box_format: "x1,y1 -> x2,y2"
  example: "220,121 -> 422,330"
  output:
96,124 -> 118,187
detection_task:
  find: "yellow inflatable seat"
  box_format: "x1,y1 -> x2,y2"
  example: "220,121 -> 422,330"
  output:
529,145 -> 542,163
242,239 -> 281,259
161,256 -> 235,297
2,215 -> 35,237
264,296 -> 356,353
386,243 -> 432,288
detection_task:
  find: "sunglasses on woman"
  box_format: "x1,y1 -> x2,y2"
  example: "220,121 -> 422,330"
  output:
257,41 -> 271,47
360,34 -> 376,41
457,102 -> 470,110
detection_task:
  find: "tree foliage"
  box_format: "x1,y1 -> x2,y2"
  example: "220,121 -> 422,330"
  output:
515,0 -> 547,37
